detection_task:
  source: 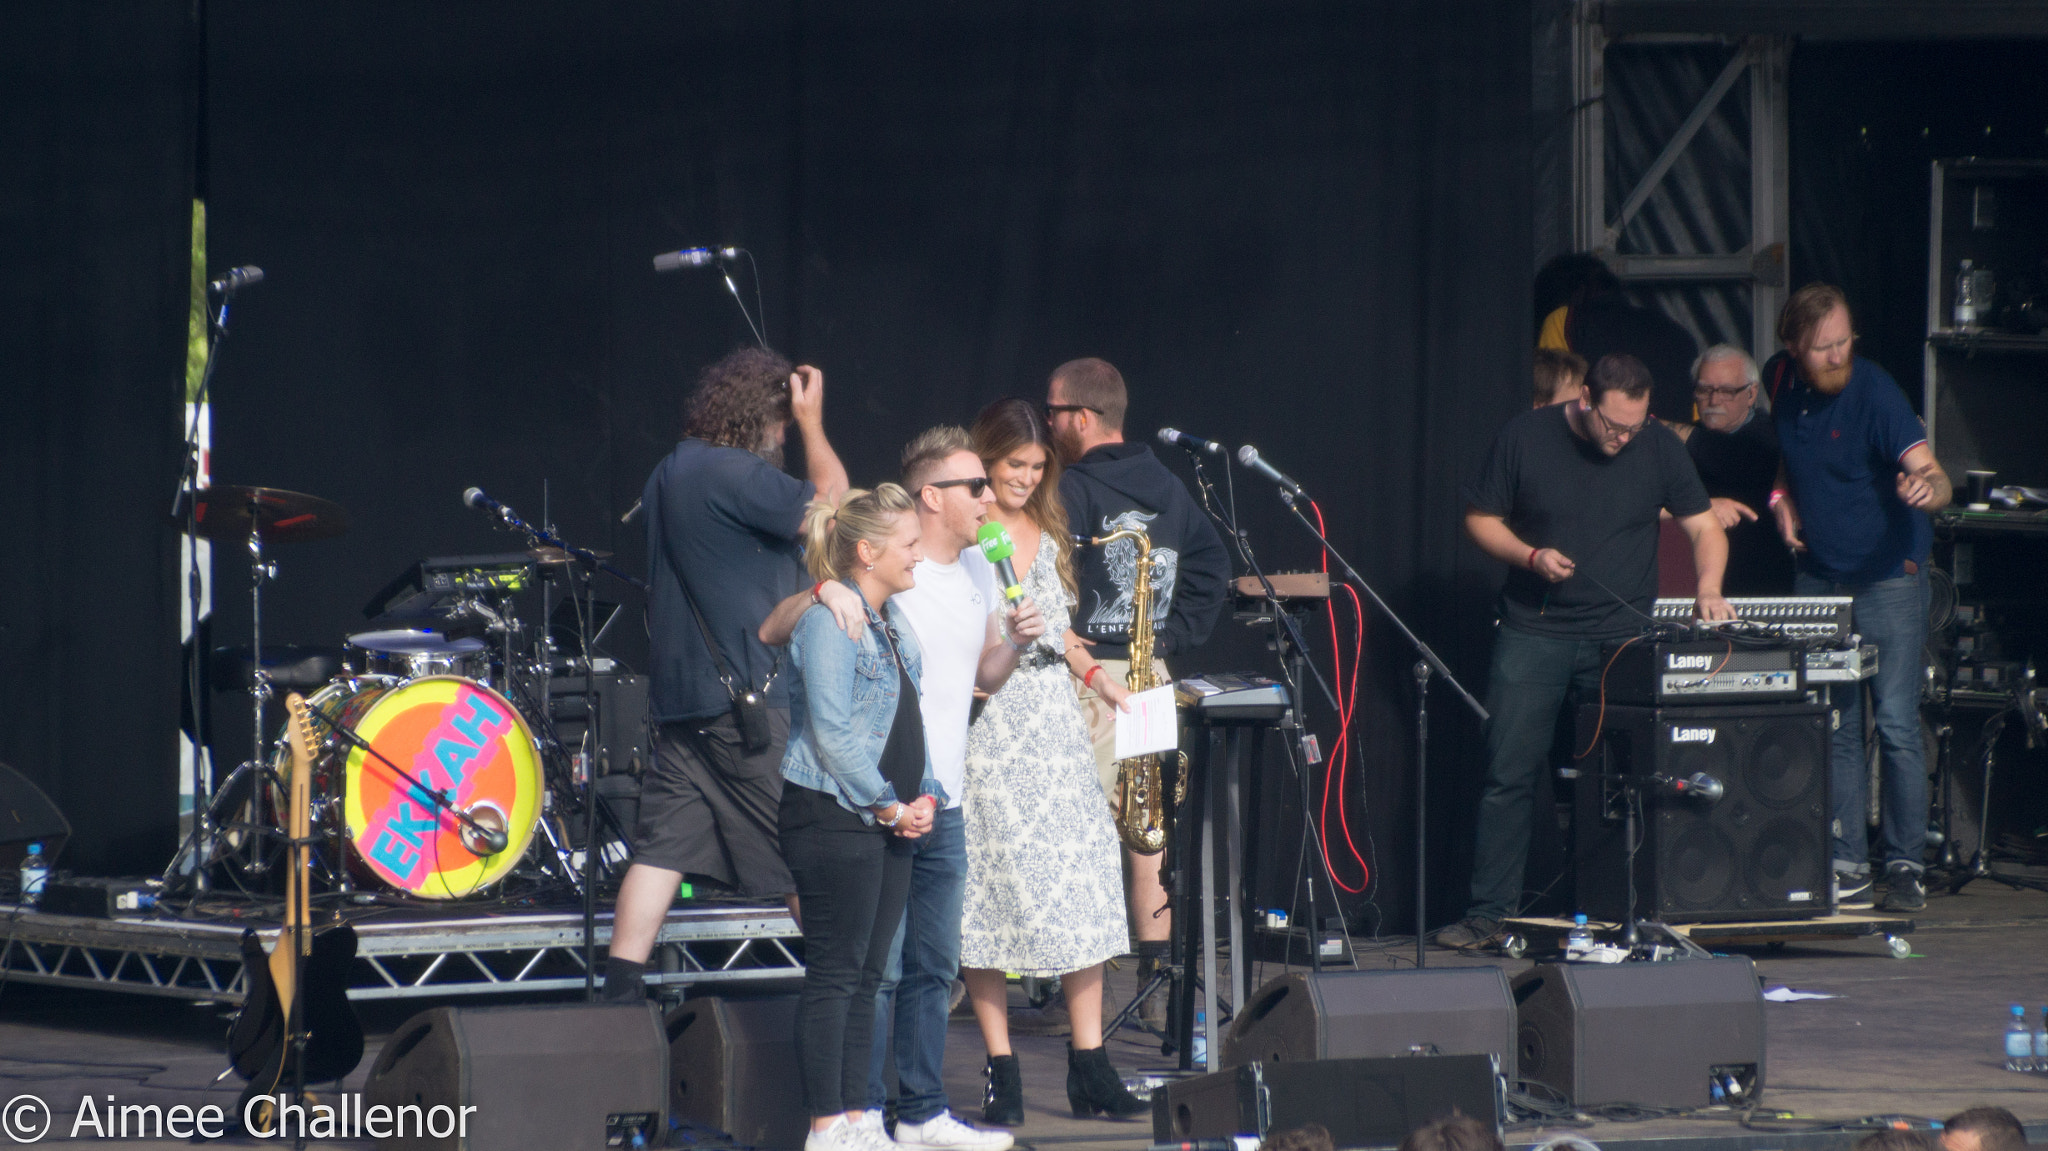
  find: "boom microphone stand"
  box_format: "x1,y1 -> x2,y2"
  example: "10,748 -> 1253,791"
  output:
1255,479 -> 1487,969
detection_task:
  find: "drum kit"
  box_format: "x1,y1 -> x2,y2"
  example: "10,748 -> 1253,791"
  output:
173,484 -> 633,904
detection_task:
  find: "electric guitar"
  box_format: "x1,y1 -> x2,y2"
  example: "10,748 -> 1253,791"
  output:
227,693 -> 364,1124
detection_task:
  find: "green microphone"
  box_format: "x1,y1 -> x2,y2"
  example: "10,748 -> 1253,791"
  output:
976,521 -> 1025,601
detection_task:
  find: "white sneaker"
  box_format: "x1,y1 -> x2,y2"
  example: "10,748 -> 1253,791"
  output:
892,1111 -> 1015,1151
807,1117 -> 863,1151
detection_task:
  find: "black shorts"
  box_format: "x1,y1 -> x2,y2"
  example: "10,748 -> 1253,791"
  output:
632,709 -> 796,898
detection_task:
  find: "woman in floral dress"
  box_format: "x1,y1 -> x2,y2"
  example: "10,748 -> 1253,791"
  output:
958,398 -> 1145,1124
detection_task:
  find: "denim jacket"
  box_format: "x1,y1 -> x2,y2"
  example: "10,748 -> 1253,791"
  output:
778,582 -> 946,822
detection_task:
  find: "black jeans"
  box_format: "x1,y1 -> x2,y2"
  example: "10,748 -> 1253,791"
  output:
780,783 -> 914,1118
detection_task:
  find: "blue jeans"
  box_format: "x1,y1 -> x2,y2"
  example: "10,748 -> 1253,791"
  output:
1467,625 -> 1610,921
866,804 -> 967,1124
1795,567 -> 1930,875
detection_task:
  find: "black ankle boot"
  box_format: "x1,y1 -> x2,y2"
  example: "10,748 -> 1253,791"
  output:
1066,1044 -> 1146,1119
983,1054 -> 1024,1126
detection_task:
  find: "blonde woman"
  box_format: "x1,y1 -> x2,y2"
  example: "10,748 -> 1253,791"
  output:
779,485 -> 944,1151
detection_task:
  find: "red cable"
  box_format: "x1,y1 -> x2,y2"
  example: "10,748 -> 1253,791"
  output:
1308,500 -> 1370,893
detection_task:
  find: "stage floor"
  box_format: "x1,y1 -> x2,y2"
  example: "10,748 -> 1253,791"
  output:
3,871 -> 2046,1149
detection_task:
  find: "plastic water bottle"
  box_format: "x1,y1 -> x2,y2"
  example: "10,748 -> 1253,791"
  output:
1192,1010 -> 1209,1068
2004,1004 -> 2032,1071
2033,1005 -> 2048,1074
18,842 -> 48,906
1956,260 -> 1996,329
1565,914 -> 1594,959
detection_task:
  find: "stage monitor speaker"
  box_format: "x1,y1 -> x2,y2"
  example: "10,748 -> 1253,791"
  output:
363,1001 -> 667,1150
1222,968 -> 1516,1079
1152,1054 -> 1501,1147
0,760 -> 70,878
666,994 -> 805,1150
1575,702 -> 1829,923
1512,956 -> 1764,1109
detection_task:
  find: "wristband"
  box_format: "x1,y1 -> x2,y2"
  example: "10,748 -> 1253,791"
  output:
1528,546 -> 1542,571
811,581 -> 826,605
1083,665 -> 1105,689
1768,489 -> 1787,509
877,803 -> 903,828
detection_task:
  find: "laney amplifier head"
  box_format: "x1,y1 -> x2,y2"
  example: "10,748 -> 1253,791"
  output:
1602,640 -> 1805,706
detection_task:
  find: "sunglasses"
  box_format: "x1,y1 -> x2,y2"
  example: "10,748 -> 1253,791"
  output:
1043,403 -> 1101,416
929,477 -> 991,497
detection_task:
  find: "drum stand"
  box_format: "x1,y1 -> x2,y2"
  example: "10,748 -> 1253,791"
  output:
164,497 -> 281,894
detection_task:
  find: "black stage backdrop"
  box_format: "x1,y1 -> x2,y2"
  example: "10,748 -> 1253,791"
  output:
0,9 -> 194,875
16,3 -> 1533,929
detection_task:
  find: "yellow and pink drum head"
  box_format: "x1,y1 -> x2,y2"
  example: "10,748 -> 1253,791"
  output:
340,676 -> 542,898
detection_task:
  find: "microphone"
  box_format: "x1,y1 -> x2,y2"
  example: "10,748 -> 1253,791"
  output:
462,486 -> 516,523
1650,771 -> 1725,804
208,266 -> 264,294
1157,427 -> 1222,455
652,246 -> 740,273
976,522 -> 1025,601
1236,444 -> 1304,496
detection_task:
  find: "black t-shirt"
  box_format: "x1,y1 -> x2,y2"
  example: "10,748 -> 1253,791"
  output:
875,655 -> 926,803
1685,413 -> 1793,595
644,439 -> 814,722
1465,404 -> 1710,639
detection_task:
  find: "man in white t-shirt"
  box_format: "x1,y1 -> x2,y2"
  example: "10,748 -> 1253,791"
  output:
759,427 -> 1040,1151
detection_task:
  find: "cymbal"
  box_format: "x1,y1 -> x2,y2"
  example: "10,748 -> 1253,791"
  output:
180,485 -> 350,543
528,546 -> 613,566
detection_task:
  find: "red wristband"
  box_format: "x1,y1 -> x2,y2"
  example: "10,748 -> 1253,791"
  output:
1768,489 -> 1787,509
1083,665 -> 1104,689
811,581 -> 825,604
1528,546 -> 1542,571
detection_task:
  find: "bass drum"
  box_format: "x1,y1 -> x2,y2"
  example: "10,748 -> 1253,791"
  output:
325,676 -> 544,899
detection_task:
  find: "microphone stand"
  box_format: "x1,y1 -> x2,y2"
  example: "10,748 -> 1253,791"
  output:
470,496 -> 645,998
1186,453 -> 1348,974
163,285 -> 236,896
299,706 -> 510,856
1268,487 -> 1486,969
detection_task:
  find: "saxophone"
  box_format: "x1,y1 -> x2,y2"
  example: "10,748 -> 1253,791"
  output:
1090,526 -> 1188,855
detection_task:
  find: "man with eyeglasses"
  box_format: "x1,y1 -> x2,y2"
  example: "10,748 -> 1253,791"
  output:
1045,357 -> 1229,1008
1436,352 -> 1733,950
1762,283 -> 1950,914
1659,344 -> 1794,595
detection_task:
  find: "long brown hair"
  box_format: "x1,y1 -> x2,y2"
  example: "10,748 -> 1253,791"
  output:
969,398 -> 1076,600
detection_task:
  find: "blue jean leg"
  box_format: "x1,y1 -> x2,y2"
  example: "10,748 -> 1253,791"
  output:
865,804 -> 967,1123
1796,569 -> 1930,874
1467,626 -> 1608,921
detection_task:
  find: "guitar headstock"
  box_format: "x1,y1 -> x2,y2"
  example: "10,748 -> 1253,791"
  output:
285,693 -> 318,773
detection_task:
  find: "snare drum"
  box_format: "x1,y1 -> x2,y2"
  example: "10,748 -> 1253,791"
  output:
347,628 -> 493,682
297,675 -> 543,898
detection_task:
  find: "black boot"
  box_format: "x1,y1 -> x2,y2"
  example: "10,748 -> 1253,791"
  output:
601,957 -> 646,1003
983,1054 -> 1024,1127
1066,1044 -> 1146,1119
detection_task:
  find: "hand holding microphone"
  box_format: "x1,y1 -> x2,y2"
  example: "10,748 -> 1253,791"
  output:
977,521 -> 1025,601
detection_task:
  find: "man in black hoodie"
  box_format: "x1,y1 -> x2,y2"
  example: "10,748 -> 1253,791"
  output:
1047,357 -> 1230,983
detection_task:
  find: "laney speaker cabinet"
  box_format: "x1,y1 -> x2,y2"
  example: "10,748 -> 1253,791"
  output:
1512,957 -> 1765,1109
1575,702 -> 1829,922
666,994 -> 805,1150
1152,1054 -> 1501,1147
363,1002 -> 667,1150
1222,968 -> 1516,1079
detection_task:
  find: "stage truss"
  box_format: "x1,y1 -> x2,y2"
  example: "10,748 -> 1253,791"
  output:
0,903 -> 801,1003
